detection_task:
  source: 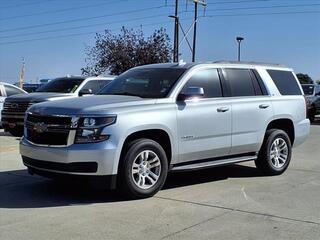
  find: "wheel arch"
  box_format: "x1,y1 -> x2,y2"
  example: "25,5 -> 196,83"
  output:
116,127 -> 174,175
265,118 -> 295,145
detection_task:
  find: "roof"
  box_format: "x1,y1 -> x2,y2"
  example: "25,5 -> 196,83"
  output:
135,61 -> 289,70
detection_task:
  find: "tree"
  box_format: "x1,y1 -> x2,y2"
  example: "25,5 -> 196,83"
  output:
82,27 -> 172,76
296,73 -> 313,84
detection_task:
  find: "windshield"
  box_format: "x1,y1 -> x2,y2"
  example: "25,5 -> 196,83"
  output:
36,77 -> 84,93
98,68 -> 186,98
302,85 -> 314,95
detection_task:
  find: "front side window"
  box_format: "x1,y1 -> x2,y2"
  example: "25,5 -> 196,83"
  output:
4,85 -> 24,96
99,68 -> 186,98
180,68 -> 222,98
36,77 -> 84,93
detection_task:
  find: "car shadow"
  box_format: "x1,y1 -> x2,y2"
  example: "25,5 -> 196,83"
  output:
0,164 -> 263,209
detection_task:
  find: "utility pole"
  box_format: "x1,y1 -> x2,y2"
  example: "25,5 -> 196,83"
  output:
192,0 -> 206,62
170,0 -> 179,62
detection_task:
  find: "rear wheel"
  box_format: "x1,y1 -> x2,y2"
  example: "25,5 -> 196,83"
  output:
255,129 -> 292,175
8,127 -> 24,137
119,138 -> 168,198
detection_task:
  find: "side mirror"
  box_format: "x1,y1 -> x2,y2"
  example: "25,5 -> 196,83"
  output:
177,87 -> 204,101
79,88 -> 93,96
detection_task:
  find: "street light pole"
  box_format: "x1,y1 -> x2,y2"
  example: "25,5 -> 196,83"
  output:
236,36 -> 244,61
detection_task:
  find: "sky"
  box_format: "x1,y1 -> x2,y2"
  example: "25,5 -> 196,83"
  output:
0,0 -> 319,84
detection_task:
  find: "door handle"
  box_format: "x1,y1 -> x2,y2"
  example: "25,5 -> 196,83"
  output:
217,107 -> 229,112
259,104 -> 269,109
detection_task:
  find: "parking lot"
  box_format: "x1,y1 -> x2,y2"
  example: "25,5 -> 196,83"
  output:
0,122 -> 319,240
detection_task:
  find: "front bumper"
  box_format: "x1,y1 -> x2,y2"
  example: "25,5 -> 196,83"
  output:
20,136 -> 119,176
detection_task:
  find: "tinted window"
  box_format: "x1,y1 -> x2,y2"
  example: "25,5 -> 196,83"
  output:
82,80 -> 112,94
302,85 -> 314,95
99,68 -> 185,98
36,78 -> 84,93
267,70 -> 302,95
181,69 -> 222,98
224,69 -> 255,97
4,85 -> 24,96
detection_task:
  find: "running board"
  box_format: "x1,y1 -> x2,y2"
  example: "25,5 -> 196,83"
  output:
171,155 -> 257,172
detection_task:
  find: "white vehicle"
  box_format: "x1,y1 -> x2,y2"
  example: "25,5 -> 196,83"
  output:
0,82 -> 27,127
2,76 -> 114,136
20,62 -> 310,198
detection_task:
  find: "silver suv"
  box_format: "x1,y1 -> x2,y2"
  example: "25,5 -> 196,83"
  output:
20,62 -> 310,198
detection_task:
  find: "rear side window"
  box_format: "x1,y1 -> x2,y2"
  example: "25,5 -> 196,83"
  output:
223,69 -> 256,97
181,68 -> 222,98
267,70 -> 302,95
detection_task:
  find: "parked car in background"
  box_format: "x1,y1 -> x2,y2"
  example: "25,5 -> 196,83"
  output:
20,62 -> 310,198
301,84 -> 320,122
0,82 -> 27,127
1,75 -> 114,136
22,83 -> 42,93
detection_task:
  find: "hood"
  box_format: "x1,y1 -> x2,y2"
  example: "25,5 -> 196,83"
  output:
29,95 -> 157,115
6,92 -> 75,103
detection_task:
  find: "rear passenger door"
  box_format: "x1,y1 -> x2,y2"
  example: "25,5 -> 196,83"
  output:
176,68 -> 232,163
222,68 -> 274,155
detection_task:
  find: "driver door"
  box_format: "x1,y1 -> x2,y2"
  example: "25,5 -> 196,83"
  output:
176,68 -> 232,163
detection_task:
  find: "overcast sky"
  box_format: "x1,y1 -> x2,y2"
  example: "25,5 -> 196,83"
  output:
0,0 -> 319,83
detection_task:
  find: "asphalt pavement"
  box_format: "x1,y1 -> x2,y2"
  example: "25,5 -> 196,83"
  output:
0,122 -> 320,240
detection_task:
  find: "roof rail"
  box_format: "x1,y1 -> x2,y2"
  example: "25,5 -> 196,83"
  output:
212,60 -> 286,68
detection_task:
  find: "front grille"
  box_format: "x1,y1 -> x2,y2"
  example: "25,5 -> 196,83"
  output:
3,101 -> 33,113
23,157 -> 98,173
26,113 -> 73,146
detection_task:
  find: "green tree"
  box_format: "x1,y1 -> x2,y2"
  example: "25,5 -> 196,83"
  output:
296,73 -> 313,84
82,27 -> 172,76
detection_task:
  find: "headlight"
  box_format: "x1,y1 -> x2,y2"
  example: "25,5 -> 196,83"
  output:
75,116 -> 116,143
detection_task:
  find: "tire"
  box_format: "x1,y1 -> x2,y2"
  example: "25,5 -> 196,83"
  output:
8,127 -> 24,137
255,129 -> 292,175
308,108 -> 316,123
119,138 -> 168,199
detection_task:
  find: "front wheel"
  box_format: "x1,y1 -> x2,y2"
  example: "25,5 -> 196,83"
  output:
119,139 -> 168,198
255,129 -> 292,175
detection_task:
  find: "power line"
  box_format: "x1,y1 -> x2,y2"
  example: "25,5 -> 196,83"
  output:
0,14 -> 170,39
206,0 -> 320,5
0,0 -> 56,9
0,20 -> 179,46
0,5 -> 172,33
206,0 -> 272,4
203,10 -> 320,18
205,3 -> 320,12
1,10 -> 318,46
0,0 -> 123,21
